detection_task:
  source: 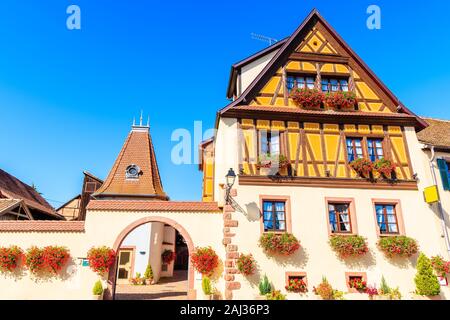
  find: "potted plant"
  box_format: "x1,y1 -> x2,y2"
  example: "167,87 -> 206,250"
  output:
377,236 -> 418,258
202,276 -> 214,300
0,245 -> 24,273
324,91 -> 357,110
349,158 -> 373,178
365,286 -> 378,300
161,249 -> 176,264
190,247 -> 219,276
258,232 -> 300,256
329,235 -> 368,258
130,272 -> 144,285
266,290 -> 286,300
236,253 -> 256,276
87,246 -> 116,276
144,263 -> 154,285
257,275 -> 272,300
413,253 -> 441,299
375,277 -> 402,300
313,277 -> 345,300
285,277 -> 308,294
290,88 -> 324,109
374,158 -> 396,180
92,280 -> 104,300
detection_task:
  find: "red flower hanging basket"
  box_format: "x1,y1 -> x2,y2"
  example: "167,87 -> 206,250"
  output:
190,247 -> 219,276
87,246 -> 116,275
0,246 -> 24,273
161,249 -> 176,264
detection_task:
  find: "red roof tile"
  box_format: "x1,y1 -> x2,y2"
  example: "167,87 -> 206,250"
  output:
0,221 -> 85,232
87,200 -> 221,213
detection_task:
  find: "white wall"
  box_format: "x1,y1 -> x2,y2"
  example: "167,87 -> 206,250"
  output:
121,223 -> 151,276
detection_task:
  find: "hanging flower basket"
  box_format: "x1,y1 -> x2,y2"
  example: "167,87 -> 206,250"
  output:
377,236 -> 418,258
349,158 -> 374,178
374,158 -> 396,179
0,246 -> 24,273
190,247 -> 219,276
236,253 -> 256,276
286,278 -> 308,293
161,249 -> 176,264
290,88 -> 324,109
25,246 -> 70,276
329,235 -> 368,259
259,233 -> 300,256
87,246 -> 116,275
324,91 -> 357,110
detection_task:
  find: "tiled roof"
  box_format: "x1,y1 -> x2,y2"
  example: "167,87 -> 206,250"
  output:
0,199 -> 21,214
233,105 -> 416,118
0,221 -> 85,232
87,200 -> 221,213
417,117 -> 450,149
94,128 -> 168,200
0,169 -> 60,218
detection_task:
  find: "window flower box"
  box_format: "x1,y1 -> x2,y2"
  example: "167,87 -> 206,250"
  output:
290,88 -> 324,109
285,277 -> 308,293
377,236 -> 418,258
190,247 -> 219,276
324,91 -> 357,110
431,255 -> 450,277
349,158 -> 374,178
236,253 -> 256,276
348,277 -> 367,291
374,158 -> 396,180
329,235 -> 368,259
258,232 -> 300,256
0,245 -> 24,273
256,154 -> 290,175
87,246 -> 116,275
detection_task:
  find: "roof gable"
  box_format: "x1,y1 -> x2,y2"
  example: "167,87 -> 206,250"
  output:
221,9 -> 427,129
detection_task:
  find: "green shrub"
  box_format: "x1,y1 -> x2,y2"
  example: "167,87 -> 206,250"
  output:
92,280 -> 103,295
258,274 -> 272,295
144,264 -> 153,280
202,276 -> 213,295
414,253 -> 440,296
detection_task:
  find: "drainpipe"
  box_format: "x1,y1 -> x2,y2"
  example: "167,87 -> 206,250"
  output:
426,144 -> 450,256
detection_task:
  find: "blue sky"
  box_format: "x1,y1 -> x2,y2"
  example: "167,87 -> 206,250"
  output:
1,0 -> 449,207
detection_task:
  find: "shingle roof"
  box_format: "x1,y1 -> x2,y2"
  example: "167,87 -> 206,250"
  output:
93,126 -> 168,200
87,200 -> 221,213
417,117 -> 450,149
0,221 -> 85,232
0,169 -> 59,218
0,199 -> 21,214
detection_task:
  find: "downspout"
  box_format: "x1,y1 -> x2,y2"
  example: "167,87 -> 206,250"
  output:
426,144 -> 450,256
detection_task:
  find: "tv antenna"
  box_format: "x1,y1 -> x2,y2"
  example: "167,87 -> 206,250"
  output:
251,33 -> 278,46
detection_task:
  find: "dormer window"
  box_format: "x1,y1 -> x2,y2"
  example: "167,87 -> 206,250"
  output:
125,164 -> 141,179
286,75 -> 315,92
321,77 -> 349,92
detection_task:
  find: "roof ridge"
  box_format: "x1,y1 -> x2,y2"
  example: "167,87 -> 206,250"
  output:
420,116 -> 450,123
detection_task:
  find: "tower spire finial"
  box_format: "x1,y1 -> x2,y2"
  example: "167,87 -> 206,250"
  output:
147,115 -> 150,127
140,110 -> 143,126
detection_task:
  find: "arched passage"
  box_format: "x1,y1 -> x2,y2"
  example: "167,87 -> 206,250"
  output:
105,216 -> 196,300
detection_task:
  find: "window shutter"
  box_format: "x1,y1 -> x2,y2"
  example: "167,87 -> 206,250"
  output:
437,159 -> 450,191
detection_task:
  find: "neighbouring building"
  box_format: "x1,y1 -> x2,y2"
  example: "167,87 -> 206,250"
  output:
200,9 -> 450,299
0,168 -> 63,220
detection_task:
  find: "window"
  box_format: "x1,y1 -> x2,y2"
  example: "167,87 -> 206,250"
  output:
346,138 -> 363,161
262,200 -> 286,232
125,164 -> 141,179
437,159 -> 450,191
367,138 -> 384,161
260,130 -> 280,156
328,203 -> 352,233
321,78 -> 349,92
375,204 -> 399,234
286,75 -> 315,92
345,272 -> 367,292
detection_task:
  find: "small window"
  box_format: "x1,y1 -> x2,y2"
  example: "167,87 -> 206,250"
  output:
126,164 -> 141,179
263,200 -> 286,232
328,203 -> 352,233
321,77 -> 349,92
260,130 -> 280,156
346,138 -> 363,162
367,138 -> 384,161
287,75 -> 315,92
375,204 -> 399,234
437,159 -> 450,191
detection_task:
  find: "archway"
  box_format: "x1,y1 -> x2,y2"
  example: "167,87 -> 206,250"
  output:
105,216 -> 196,300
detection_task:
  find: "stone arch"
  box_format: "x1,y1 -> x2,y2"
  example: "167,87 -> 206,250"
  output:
105,216 -> 196,300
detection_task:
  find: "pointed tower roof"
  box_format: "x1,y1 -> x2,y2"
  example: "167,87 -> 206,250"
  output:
93,118 -> 169,200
